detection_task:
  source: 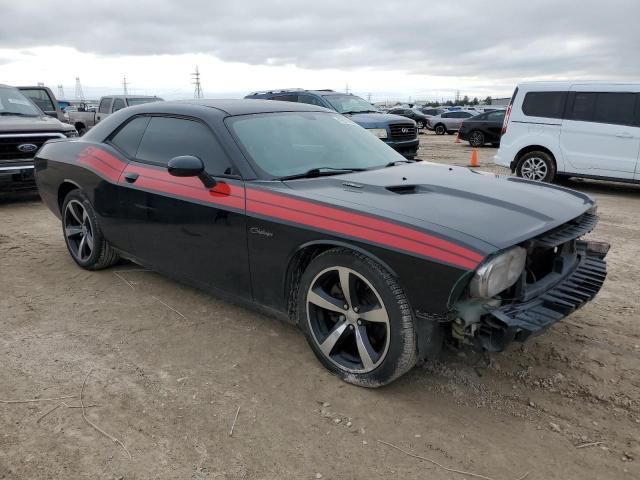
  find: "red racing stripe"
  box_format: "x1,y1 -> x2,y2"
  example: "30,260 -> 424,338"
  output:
246,188 -> 483,264
247,199 -> 479,270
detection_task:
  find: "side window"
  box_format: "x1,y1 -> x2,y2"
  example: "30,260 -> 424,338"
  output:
112,98 -> 126,112
297,94 -> 325,107
441,113 -> 452,118
271,94 -> 298,102
593,92 -> 636,126
487,111 -> 504,121
109,116 -> 150,157
135,117 -> 232,175
522,91 -> 567,119
569,92 -> 597,122
99,98 -> 112,114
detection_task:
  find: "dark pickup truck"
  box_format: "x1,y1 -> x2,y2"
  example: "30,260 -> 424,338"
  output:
1,84 -> 77,191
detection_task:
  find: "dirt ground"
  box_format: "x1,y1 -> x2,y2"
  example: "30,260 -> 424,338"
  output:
1,131 -> 639,480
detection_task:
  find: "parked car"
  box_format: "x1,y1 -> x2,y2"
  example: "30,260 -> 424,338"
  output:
17,86 -> 67,122
386,107 -> 430,129
427,110 -> 477,135
245,89 -> 418,158
496,81 -> 640,183
67,95 -> 163,135
458,110 -> 505,147
0,84 -> 77,191
419,107 -> 446,117
35,99 -> 608,386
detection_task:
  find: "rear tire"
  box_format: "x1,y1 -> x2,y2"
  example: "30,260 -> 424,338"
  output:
516,151 -> 556,183
469,130 -> 485,147
298,248 -> 417,387
61,190 -> 119,270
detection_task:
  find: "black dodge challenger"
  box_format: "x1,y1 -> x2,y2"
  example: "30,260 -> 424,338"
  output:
35,100 -> 608,387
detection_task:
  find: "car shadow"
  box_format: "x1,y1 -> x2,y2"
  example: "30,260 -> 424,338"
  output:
0,189 -> 41,206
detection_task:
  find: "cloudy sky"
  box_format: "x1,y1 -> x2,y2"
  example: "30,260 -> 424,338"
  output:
1,0 -> 638,102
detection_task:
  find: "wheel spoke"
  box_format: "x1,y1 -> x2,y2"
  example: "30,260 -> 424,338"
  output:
320,320 -> 348,357
358,305 -> 389,324
308,288 -> 345,314
65,225 -> 83,237
85,232 -> 94,251
78,235 -> 87,259
355,325 -> 376,370
68,203 -> 82,224
337,267 -> 353,308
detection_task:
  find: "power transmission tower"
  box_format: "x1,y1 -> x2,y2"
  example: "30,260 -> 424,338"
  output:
57,85 -> 65,99
455,90 -> 461,103
367,93 -> 372,102
74,77 -> 85,101
192,66 -> 204,99
345,83 -> 350,94
122,76 -> 129,95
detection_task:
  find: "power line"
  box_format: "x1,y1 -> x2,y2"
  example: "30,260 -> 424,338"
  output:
192,65 -> 203,99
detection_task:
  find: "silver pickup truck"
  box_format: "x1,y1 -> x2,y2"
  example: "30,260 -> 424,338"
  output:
67,95 -> 163,135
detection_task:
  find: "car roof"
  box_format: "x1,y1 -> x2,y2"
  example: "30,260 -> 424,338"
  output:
103,95 -> 160,99
126,99 -> 331,117
517,80 -> 640,90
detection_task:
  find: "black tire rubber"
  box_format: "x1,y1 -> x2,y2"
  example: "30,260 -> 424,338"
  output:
446,131 -> 455,135
515,151 -> 557,183
469,130 -> 485,147
297,248 -> 417,387
434,124 -> 446,135
75,124 -> 86,136
61,189 -> 119,270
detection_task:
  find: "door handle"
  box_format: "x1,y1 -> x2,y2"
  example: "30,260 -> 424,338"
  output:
124,172 -> 139,183
616,132 -> 633,139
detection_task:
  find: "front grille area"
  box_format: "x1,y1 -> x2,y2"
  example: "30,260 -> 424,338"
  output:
389,123 -> 417,139
0,134 -> 64,163
532,212 -> 598,248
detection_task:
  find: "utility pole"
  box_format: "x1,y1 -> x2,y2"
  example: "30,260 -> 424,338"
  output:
74,77 -> 85,101
57,85 -> 65,99
192,66 -> 204,99
122,76 -> 129,95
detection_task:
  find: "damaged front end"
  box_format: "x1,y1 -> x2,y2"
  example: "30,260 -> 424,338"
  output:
451,211 -> 608,352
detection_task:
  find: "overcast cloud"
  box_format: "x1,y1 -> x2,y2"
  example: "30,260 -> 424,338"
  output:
0,0 -> 638,99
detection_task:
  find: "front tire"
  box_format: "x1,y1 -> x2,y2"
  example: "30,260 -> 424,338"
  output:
434,124 -> 446,135
516,151 -> 556,183
62,190 -> 119,270
298,248 -> 417,387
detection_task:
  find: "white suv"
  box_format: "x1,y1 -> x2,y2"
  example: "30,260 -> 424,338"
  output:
495,82 -> 640,183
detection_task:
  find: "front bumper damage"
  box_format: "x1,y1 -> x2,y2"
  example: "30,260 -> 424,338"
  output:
474,241 -> 607,351
453,212 -> 608,352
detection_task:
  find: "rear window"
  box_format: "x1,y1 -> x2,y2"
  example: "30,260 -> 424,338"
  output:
522,91 -> 567,119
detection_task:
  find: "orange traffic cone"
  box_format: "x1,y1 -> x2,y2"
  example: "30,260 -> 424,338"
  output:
454,132 -> 461,144
469,148 -> 479,167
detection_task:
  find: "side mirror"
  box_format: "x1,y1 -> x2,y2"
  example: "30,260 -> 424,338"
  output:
167,155 -> 216,188
44,111 -> 57,118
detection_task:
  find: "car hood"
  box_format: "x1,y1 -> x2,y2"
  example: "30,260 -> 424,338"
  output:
343,112 -> 414,128
0,114 -> 73,133
283,162 -> 595,254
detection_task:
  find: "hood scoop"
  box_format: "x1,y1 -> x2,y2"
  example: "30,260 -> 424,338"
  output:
386,184 -> 424,195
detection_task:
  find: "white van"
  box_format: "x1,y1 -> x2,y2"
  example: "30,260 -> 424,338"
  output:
495,82 -> 640,183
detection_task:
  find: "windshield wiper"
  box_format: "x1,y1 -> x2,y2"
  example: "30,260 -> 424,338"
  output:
279,167 -> 365,181
384,159 -> 416,167
341,110 -> 377,115
0,112 -> 38,117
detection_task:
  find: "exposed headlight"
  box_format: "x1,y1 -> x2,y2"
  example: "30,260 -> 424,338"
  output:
587,204 -> 598,215
367,128 -> 387,139
470,246 -> 526,299
64,130 -> 79,138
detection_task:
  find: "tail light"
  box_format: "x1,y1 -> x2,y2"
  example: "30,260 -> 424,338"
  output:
501,104 -> 512,135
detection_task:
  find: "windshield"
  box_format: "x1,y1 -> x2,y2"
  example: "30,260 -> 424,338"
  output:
228,112 -> 405,178
127,97 -> 162,106
323,94 -> 377,114
0,86 -> 42,117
